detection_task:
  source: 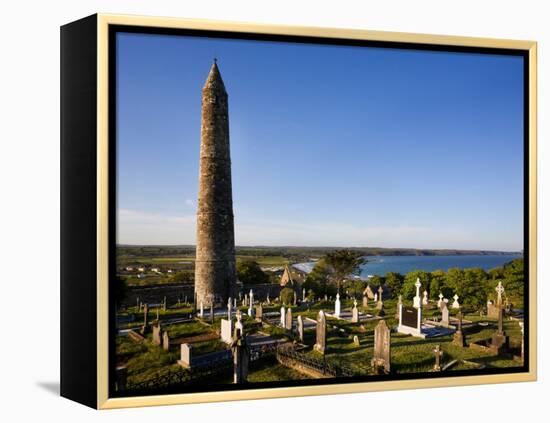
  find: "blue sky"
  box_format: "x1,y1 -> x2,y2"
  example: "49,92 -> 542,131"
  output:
116,32 -> 524,250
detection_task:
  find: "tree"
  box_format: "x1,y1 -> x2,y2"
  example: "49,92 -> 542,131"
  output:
305,259 -> 330,295
170,271 -> 194,283
385,272 -> 404,298
502,259 -> 524,305
324,250 -> 365,292
429,270 -> 446,297
236,260 -> 269,285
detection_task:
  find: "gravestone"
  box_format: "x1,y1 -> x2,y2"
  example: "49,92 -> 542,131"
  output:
235,310 -> 244,336
452,294 -> 460,309
422,290 -> 429,306
178,343 -> 192,368
441,303 -> 450,327
255,303 -> 263,322
377,286 -> 384,308
248,290 -> 254,317
487,300 -> 500,319
266,294 -> 271,304
162,331 -> 170,351
433,344 -> 443,371
221,318 -> 233,344
293,290 -> 297,306
297,315 -> 304,342
352,299 -> 359,323
495,281 -> 505,307
437,293 -> 444,308
303,288 -> 306,302
140,303 -> 149,334
334,293 -> 341,318
413,278 -> 422,309
227,297 -> 232,320
371,319 -> 391,374
210,302 -> 214,323
363,294 -> 369,308
374,293 -> 378,303
452,311 -> 466,347
163,296 -> 167,311
280,306 -> 286,327
490,306 -> 509,353
397,303 -> 424,338
156,307 -> 160,321
152,322 -> 162,345
232,327 -> 249,384
395,295 -> 403,319
199,301 -> 204,318
286,307 -> 293,331
314,310 -> 327,354
353,335 -> 360,346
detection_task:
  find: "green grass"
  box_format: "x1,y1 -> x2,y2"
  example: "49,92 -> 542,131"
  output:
117,298 -> 524,385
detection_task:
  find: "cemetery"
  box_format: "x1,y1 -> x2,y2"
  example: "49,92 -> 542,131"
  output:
115,278 -> 525,392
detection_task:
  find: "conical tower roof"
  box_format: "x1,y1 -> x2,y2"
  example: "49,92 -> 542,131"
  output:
203,59 -> 226,93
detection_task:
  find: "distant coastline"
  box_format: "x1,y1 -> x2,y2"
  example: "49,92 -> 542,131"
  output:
117,244 -> 522,257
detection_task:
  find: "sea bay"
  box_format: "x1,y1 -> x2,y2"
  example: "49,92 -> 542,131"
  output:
293,254 -> 522,278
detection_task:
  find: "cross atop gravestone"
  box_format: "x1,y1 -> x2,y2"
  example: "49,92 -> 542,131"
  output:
422,290 -> 429,305
433,344 -> 443,371
495,281 -> 505,306
452,294 -> 460,309
413,278 -> 422,308
438,292 -> 444,308
377,286 -> 384,304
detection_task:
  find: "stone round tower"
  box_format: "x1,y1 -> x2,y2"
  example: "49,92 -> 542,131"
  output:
194,61 -> 237,306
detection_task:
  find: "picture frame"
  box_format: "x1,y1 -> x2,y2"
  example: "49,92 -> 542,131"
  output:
60,13 -> 537,409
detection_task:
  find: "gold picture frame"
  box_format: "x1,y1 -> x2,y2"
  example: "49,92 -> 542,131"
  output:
61,13 -> 537,409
